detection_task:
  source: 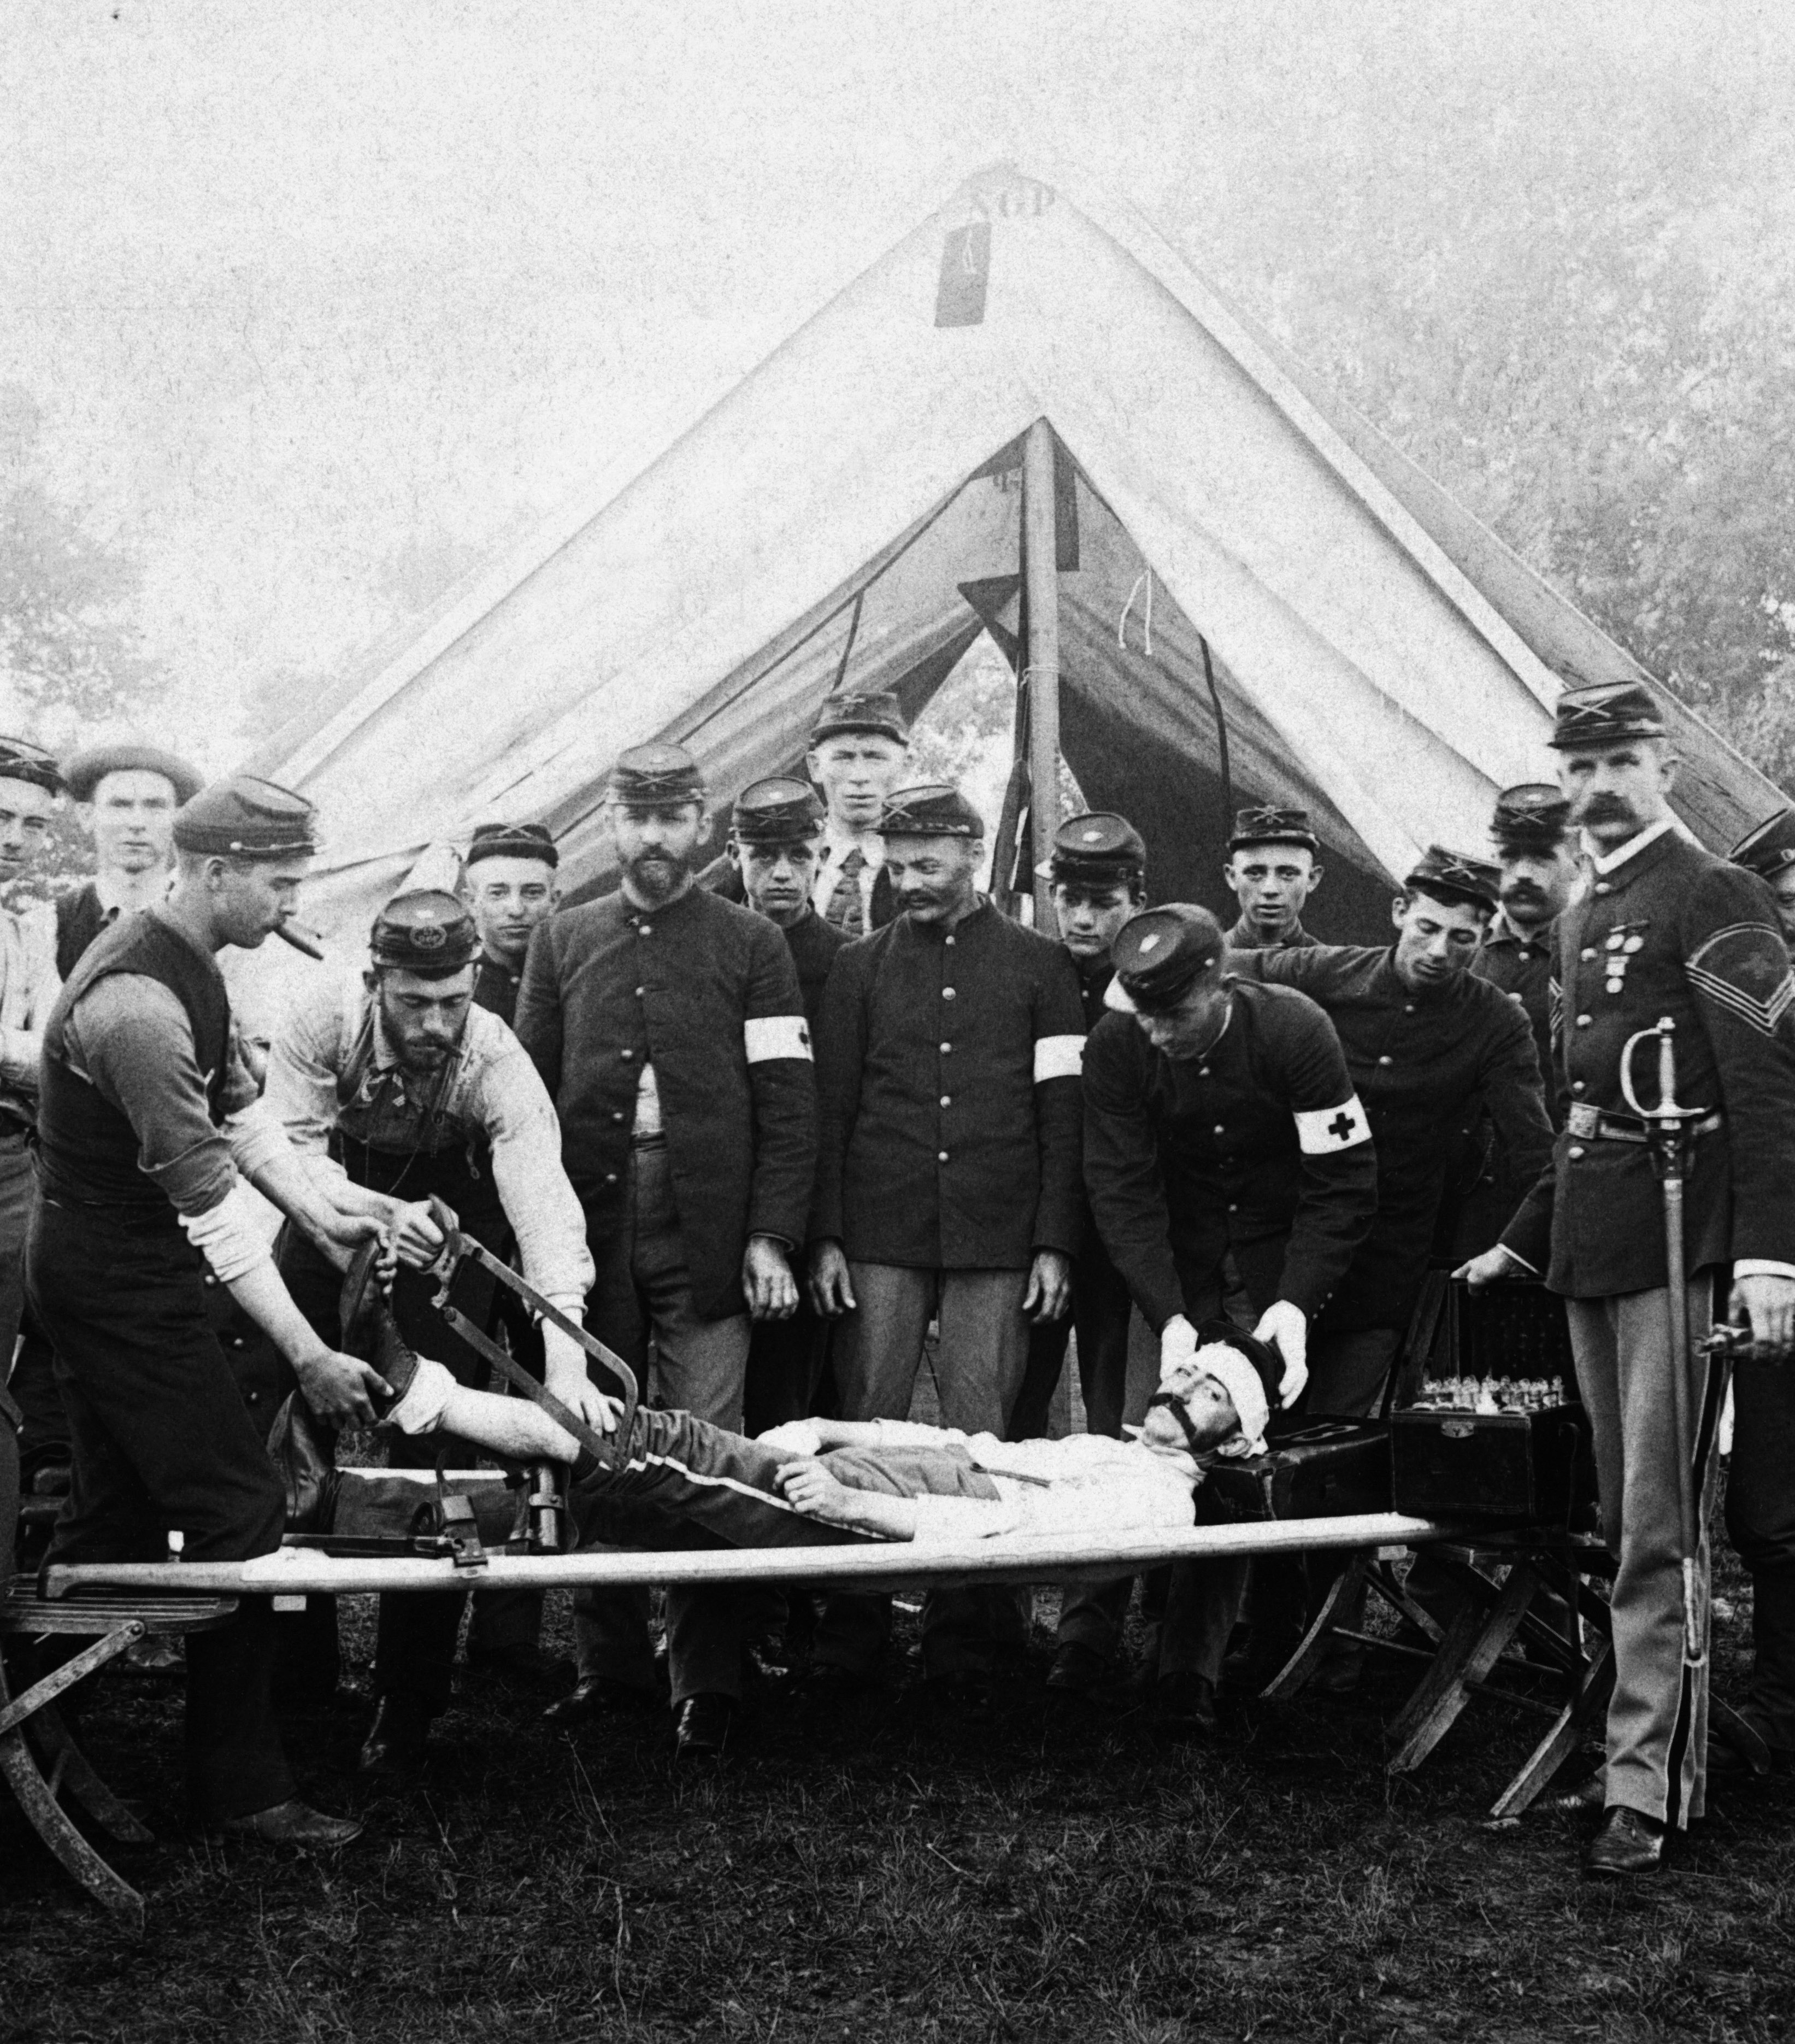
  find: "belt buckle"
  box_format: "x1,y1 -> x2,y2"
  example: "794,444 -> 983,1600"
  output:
1567,1102 -> 1598,1138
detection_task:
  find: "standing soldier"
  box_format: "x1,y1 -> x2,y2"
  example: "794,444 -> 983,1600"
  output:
726,776 -> 849,1436
1709,808 -> 1795,1781
30,776 -> 384,1843
463,821 -> 560,1026
1009,814 -> 1147,1446
1462,683 -> 1795,1875
14,742 -> 201,1491
515,742 -> 816,1757
1222,807 -> 1325,950
53,742 -> 204,975
266,889 -> 593,1769
807,783 -> 1085,1695
1077,904 -> 1378,1728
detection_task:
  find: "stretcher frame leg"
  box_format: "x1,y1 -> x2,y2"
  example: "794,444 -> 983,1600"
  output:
1487,1638 -> 1615,1819
1387,1565 -> 1539,1774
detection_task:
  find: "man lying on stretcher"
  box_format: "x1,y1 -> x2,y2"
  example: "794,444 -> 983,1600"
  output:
362,1317 -> 1286,1551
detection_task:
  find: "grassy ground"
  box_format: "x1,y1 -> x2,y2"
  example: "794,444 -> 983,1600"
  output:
5,1530 -> 1793,2044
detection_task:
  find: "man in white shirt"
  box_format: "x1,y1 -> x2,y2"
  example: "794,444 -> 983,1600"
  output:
805,690 -> 911,937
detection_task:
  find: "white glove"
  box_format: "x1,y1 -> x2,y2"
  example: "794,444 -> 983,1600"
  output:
1252,1300 -> 1309,1406
756,1419 -> 825,1457
1158,1314 -> 1199,1384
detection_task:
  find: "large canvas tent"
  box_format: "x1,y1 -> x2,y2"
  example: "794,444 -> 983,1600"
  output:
253,163 -> 1782,945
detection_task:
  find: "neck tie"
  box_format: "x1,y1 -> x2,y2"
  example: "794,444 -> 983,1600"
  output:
825,845 -> 867,936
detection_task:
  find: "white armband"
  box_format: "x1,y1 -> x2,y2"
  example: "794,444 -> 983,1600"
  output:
1294,1095 -> 1370,1154
1033,1034 -> 1085,1082
386,1355 -> 458,1436
744,1014 -> 813,1064
179,1183 -> 275,1284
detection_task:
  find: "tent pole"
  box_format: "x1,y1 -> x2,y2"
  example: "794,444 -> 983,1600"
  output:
1022,419 -> 1061,931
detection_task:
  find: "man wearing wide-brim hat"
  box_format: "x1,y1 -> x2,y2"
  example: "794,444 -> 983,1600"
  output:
53,741 -> 204,978
1461,681 -> 1795,1873
263,886 -> 593,1772
29,775 -> 389,1843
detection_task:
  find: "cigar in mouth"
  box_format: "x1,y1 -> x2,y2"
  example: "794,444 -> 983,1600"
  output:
275,919 -> 326,960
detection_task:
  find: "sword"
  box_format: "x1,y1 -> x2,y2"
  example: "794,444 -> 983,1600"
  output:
421,1195 -> 639,1475
1620,1018 -> 1712,1667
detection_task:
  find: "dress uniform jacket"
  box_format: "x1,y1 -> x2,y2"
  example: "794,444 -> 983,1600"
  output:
516,882 -> 816,1321
1243,944 -> 1553,1331
1082,980 -> 1377,1333
812,901 -> 1085,1270
1473,912 -> 1559,1118
472,953 -> 523,1027
782,907 -> 850,1029
1502,825 -> 1795,1294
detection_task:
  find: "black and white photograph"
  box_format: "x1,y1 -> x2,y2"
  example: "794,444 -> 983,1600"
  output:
4,3 -> 1795,2036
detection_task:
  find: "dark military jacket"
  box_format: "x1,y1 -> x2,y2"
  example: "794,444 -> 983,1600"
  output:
1502,826 -> 1795,1296
1242,944 -> 1553,1331
472,951 -> 523,1028
1473,912 -> 1558,1115
780,907 -> 850,1032
1082,979 -> 1376,1332
812,900 -> 1086,1270
1226,913 -> 1317,951
515,882 -> 817,1321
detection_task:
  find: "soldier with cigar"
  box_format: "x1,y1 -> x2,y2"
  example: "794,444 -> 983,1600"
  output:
1222,806 -> 1324,951
1462,682 -> 1795,1874
30,777 -> 384,1843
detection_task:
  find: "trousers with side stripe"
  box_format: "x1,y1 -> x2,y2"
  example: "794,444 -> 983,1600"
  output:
1566,1275 -> 1722,1828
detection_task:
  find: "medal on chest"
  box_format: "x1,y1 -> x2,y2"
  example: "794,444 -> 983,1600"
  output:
1598,920 -> 1648,999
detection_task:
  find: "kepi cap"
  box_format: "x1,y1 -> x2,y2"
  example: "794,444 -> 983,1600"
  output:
1105,903 -> 1225,1014
1404,844 -> 1502,913
1228,805 -> 1319,855
732,776 -> 825,846
1040,810 -> 1147,886
608,742 -> 706,809
1547,680 -> 1668,751
1490,783 -> 1572,857
810,689 -> 910,746
173,774 -> 318,859
0,737 -> 62,796
370,890 -> 480,977
465,821 -> 558,870
1729,807 -> 1795,883
62,742 -> 202,806
880,783 -> 984,839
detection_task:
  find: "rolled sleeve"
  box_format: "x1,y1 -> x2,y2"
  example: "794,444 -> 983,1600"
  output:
474,1024 -> 595,1308
264,978 -> 354,1181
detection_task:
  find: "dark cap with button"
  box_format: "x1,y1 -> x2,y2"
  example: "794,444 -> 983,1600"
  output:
880,783 -> 984,839
1547,679 -> 1668,751
465,820 -> 558,870
62,741 -> 203,806
1404,844 -> 1502,913
732,776 -> 825,845
1105,903 -> 1226,1014
1041,810 -> 1147,886
1490,783 -> 1572,857
1729,807 -> 1795,882
1228,804 -> 1320,855
369,890 -> 480,977
0,737 -> 62,796
608,742 -> 707,809
173,774 -> 319,858
810,689 -> 910,746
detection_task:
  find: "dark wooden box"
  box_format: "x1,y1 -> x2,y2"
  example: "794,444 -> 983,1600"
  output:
1204,1418 -> 1393,1523
1390,1404 -> 1593,1522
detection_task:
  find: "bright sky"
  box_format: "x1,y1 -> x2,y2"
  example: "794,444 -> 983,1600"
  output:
2,0 -> 1786,767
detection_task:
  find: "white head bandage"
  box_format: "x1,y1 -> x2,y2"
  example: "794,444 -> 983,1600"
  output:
1194,1341 -> 1269,1457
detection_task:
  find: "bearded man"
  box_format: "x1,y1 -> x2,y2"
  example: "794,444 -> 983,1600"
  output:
266,889 -> 592,1772
515,742 -> 817,1757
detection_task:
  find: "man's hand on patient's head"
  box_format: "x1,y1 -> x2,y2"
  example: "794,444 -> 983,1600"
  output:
775,1459 -> 855,1523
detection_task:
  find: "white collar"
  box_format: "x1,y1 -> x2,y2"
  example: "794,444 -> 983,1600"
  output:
823,819 -> 883,869
1591,817 -> 1676,875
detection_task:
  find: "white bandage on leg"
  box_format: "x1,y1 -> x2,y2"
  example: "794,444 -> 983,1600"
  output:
179,1182 -> 275,1283
385,1355 -> 458,1436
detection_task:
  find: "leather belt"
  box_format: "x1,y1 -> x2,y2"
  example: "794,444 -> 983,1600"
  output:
1566,1102 -> 1723,1144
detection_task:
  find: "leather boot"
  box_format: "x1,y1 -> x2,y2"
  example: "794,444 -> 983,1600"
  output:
217,1799 -> 364,1847
357,1694 -> 433,1776
1584,1806 -> 1664,1877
